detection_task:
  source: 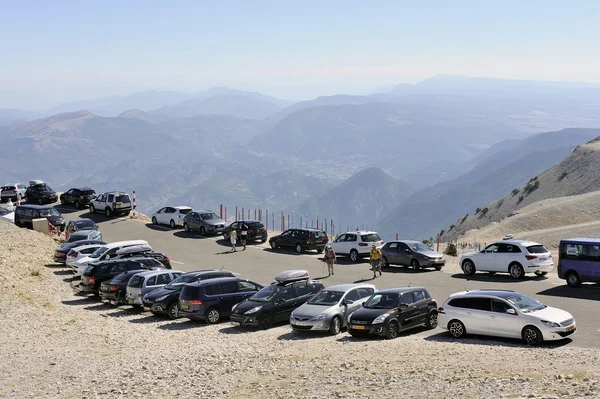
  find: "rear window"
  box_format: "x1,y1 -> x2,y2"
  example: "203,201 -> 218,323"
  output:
361,234 -> 381,242
116,195 -> 130,203
312,231 -> 327,239
180,285 -> 202,299
2,186 -> 16,191
83,265 -> 96,275
179,208 -> 192,215
250,222 -> 264,229
128,275 -> 144,287
112,273 -> 134,284
526,245 -> 548,254
82,190 -> 95,195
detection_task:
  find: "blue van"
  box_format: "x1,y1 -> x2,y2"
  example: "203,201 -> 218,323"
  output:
558,238 -> 600,287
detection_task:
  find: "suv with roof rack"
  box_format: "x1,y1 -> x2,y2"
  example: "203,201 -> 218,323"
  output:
329,231 -> 385,262
89,191 -> 132,217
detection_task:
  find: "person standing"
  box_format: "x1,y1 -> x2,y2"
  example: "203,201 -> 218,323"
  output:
230,229 -> 238,252
6,198 -> 14,212
323,244 -> 336,276
369,244 -> 382,278
240,222 -> 248,250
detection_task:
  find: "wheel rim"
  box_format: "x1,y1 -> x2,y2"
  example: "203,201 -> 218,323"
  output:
331,318 -> 341,334
388,323 -> 398,338
463,262 -> 473,274
90,205 -> 95,213
169,304 -> 179,319
350,251 -> 358,262
449,321 -> 463,337
568,274 -> 578,285
105,209 -> 110,216
60,198 -> 65,204
429,313 -> 438,328
270,241 -> 276,249
510,265 -> 522,278
200,227 -> 205,235
296,244 -> 302,253
382,257 -> 388,267
170,220 -> 175,228
153,217 -> 157,225
260,316 -> 272,329
412,260 -> 419,270
75,201 -> 80,208
524,328 -> 537,345
184,224 -> 189,231
207,310 -> 220,323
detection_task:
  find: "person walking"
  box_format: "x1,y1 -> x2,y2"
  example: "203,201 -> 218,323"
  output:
230,229 -> 238,252
323,244 -> 336,276
240,222 -> 248,250
369,244 -> 383,278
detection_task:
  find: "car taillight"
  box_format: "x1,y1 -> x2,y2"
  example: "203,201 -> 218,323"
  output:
188,300 -> 203,305
548,254 -> 553,259
307,236 -> 311,243
248,230 -> 254,235
12,189 -> 17,193
438,306 -> 445,313
89,277 -> 95,284
110,286 -> 118,291
359,243 -> 368,246
525,255 -> 537,260
73,252 -> 79,258
112,202 -> 117,208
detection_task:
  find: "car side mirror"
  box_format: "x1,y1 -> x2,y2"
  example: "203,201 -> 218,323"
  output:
105,255 -> 110,260
405,249 -> 411,253
345,299 -> 354,306
399,303 -> 409,310
506,308 -> 516,315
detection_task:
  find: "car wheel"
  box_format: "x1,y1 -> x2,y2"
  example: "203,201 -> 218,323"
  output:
152,217 -> 158,225
199,226 -> 206,236
329,316 -> 342,335
295,244 -> 303,254
317,248 -> 324,254
509,263 -> 524,279
124,211 -> 130,216
205,308 -> 221,324
535,271 -> 548,277
183,223 -> 189,232
261,237 -> 267,243
566,272 -> 581,288
105,208 -> 112,217
223,232 -> 229,240
258,314 -> 274,330
522,325 -> 543,346
448,320 -> 466,338
349,249 -> 359,262
60,197 -> 65,205
167,303 -> 179,320
270,240 -> 278,250
386,320 -> 399,339
382,257 -> 389,268
74,201 -> 81,209
170,219 -> 176,228
411,259 -> 421,271
90,204 -> 96,213
425,311 -> 438,329
461,260 -> 476,276
434,265 -> 443,271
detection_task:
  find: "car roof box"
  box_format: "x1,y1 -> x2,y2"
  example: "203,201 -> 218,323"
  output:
29,180 -> 45,186
274,270 -> 309,284
115,244 -> 152,255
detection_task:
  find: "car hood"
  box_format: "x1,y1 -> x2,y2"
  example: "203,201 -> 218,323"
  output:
270,234 -> 282,241
420,251 -> 444,258
145,287 -> 179,299
47,215 -> 65,224
528,306 -> 573,323
293,303 -> 335,318
350,307 -> 392,322
204,218 -> 226,226
233,299 -> 270,313
75,256 -> 94,265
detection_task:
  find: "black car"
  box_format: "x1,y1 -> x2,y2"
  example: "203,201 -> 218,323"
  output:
112,248 -> 173,270
100,270 -> 145,304
230,270 -> 324,329
60,187 -> 96,209
14,204 -> 65,231
25,180 -> 58,204
269,228 -> 329,253
79,258 -> 163,295
54,239 -> 107,264
347,287 -> 438,339
223,220 -> 268,243
179,277 -> 263,323
143,270 -> 236,319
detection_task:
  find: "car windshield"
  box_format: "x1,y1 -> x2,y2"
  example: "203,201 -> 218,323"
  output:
307,290 -> 344,306
410,243 -> 433,252
249,285 -> 282,302
364,293 -> 399,309
178,208 -> 192,215
165,273 -> 200,289
200,213 -> 219,220
75,220 -> 95,229
38,208 -> 60,217
361,233 -> 381,242
506,294 -> 546,313
89,246 -> 108,258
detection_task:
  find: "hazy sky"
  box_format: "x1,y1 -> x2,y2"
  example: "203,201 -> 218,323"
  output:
1,0 -> 600,107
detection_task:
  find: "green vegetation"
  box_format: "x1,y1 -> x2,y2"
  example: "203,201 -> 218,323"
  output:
511,188 -> 520,196
444,242 -> 458,257
475,207 -> 481,214
524,179 -> 540,195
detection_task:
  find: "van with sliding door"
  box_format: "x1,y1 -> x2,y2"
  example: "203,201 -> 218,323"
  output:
558,238 -> 600,287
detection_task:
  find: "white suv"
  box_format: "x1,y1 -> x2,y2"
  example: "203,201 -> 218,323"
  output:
437,290 -> 576,346
459,240 -> 553,279
89,191 -> 132,217
329,231 -> 384,262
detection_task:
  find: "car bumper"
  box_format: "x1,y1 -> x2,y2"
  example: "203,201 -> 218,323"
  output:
526,262 -> 554,273
290,318 -> 331,331
78,284 -> 96,293
230,314 -> 260,326
541,323 -> 577,341
422,260 -> 445,267
53,255 -> 67,263
144,300 -> 168,313
100,292 -> 120,302
126,296 -> 143,306
347,323 -> 386,336
1,194 -> 18,201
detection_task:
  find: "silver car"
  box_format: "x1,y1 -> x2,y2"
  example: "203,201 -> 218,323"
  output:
183,210 -> 226,235
290,283 -> 376,335
125,269 -> 183,306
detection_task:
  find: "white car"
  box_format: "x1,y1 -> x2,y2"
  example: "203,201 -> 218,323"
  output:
151,206 -> 193,228
1,183 -> 27,202
73,240 -> 150,276
0,208 -> 15,223
329,231 -> 385,262
66,244 -> 105,269
459,240 -> 553,279
437,290 -> 576,346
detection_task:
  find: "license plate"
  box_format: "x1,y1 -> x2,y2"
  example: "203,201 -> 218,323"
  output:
127,299 -> 134,304
351,325 -> 365,330
539,257 -> 547,261
567,325 -> 575,331
295,321 -> 310,326
435,259 -> 443,264
180,304 -> 189,310
144,307 -> 151,311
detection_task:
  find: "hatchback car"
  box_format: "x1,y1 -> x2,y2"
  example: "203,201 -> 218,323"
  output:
179,277 -> 263,323
100,269 -> 146,304
66,244 -> 105,269
230,270 -> 324,329
290,283 -> 376,335
125,269 -> 183,307
25,180 -> 58,204
65,218 -> 101,239
328,231 -> 385,262
459,240 -> 553,279
14,204 -> 65,231
79,258 -> 163,295
381,240 -> 445,271
143,270 -> 237,319
60,187 -> 96,209
65,229 -> 102,243
269,228 -> 329,253
347,287 -> 438,339
151,206 -> 193,228
1,183 -> 27,202
223,220 -> 268,243
54,239 -> 106,264
182,210 -> 226,235
437,290 -> 576,346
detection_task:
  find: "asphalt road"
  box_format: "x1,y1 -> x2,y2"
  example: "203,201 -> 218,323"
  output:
19,203 -> 600,348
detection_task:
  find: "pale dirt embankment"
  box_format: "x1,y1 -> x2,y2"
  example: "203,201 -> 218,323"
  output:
0,220 -> 599,399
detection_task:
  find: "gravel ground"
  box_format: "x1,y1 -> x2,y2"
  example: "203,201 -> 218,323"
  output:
1,219 -> 599,399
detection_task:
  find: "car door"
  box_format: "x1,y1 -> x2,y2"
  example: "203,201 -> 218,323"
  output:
273,285 -> 298,322
217,281 -> 245,315
462,297 -> 492,335
397,242 -> 412,266
489,299 -> 521,338
397,292 -> 420,329
155,207 -> 166,224
341,289 -> 362,319
278,229 -> 293,247
410,290 -> 431,326
345,233 -> 358,254
499,244 -> 523,273
330,234 -> 347,255
477,243 -> 499,271
385,242 -> 401,264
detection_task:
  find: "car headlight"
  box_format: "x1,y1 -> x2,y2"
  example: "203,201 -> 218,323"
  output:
244,306 -> 262,315
154,295 -> 169,302
372,313 -> 390,324
311,314 -> 327,321
541,320 -> 561,328
422,255 -> 433,260
231,303 -> 239,312
347,314 -> 353,324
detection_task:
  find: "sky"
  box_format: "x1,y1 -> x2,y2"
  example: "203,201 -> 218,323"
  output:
1,0 -> 600,108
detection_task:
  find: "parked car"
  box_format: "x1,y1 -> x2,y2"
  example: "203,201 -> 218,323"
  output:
182,210 -> 226,235
89,191 -> 132,217
151,206 -> 192,228
79,258 -> 163,295
143,270 -> 237,319
347,287 -> 438,339
290,283 -> 376,335
65,228 -> 102,243
73,240 -> 150,275
14,204 -> 65,231
328,231 -> 385,262
459,240 -> 553,279
269,228 -> 329,253
125,269 -> 183,307
65,218 -> 101,238
1,183 -> 27,202
230,270 -> 324,329
100,269 -> 147,304
59,187 -> 96,209
437,290 -> 576,346
503,234 -> 514,240
105,244 -> 172,270
381,240 -> 445,271
179,277 -> 263,323
558,238 -> 600,287
66,244 -> 105,269
223,220 -> 268,243
53,239 -> 106,264
25,180 -> 58,204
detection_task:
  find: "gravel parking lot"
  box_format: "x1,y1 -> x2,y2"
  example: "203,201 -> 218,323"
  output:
1,219 -> 599,399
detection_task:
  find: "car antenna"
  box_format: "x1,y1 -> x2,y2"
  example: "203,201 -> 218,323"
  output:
219,265 -> 224,271
408,282 -> 412,287
465,287 -> 469,292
